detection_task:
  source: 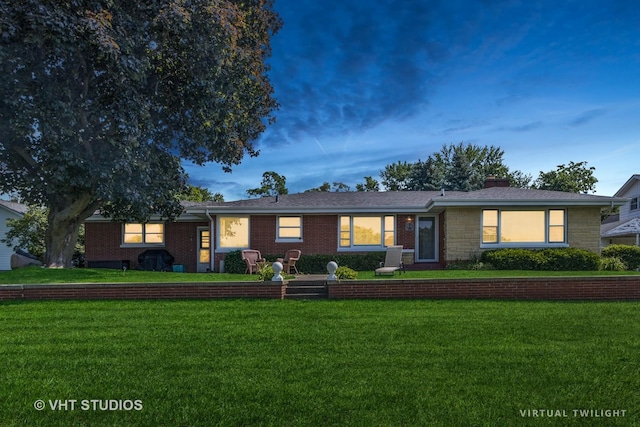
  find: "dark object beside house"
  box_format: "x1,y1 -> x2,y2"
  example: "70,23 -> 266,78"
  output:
137,249 -> 174,271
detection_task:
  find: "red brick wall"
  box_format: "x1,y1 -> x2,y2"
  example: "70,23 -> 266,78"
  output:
328,276 -> 640,300
0,282 -> 284,300
85,221 -> 208,273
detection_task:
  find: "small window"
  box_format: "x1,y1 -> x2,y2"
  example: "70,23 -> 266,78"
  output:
123,223 -> 165,245
277,216 -> 302,240
631,197 -> 638,211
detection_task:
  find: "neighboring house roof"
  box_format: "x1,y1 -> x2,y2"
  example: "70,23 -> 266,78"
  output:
0,200 -> 28,216
602,217 -> 640,237
613,174 -> 640,197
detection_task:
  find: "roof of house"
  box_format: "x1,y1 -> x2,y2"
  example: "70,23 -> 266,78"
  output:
614,174 -> 640,197
0,200 -> 28,216
183,188 -> 625,215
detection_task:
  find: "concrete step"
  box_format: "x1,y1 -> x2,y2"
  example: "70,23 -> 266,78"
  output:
284,283 -> 328,300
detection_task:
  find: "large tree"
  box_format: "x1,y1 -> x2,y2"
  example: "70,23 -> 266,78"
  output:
533,161 -> 597,193
0,1 -> 281,267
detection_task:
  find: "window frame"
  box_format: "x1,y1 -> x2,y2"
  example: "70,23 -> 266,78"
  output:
631,197 -> 638,211
217,216 -> 250,252
121,223 -> 165,247
276,216 -> 303,242
480,209 -> 567,248
338,215 -> 396,251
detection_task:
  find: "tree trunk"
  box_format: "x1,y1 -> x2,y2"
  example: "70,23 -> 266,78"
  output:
44,194 -> 100,268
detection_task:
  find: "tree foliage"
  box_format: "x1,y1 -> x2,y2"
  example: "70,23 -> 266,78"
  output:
532,161 -> 597,193
179,185 -> 223,202
247,171 -> 288,198
381,143 -> 531,192
0,0 -> 281,267
305,182 -> 351,192
355,176 -> 380,192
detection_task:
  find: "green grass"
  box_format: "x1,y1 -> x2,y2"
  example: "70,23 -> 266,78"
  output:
1,267 -> 638,285
1,299 -> 638,426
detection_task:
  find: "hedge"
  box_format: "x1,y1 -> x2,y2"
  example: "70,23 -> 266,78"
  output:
601,245 -> 640,270
479,248 -> 600,271
222,250 -> 385,274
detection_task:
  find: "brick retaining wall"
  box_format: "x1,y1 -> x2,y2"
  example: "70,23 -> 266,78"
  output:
0,282 -> 285,301
327,276 -> 640,300
1,277 -> 639,301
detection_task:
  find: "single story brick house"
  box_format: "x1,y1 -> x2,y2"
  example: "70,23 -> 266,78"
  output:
85,179 -> 627,272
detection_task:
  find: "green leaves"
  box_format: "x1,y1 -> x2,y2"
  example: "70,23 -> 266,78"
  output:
0,0 -> 280,265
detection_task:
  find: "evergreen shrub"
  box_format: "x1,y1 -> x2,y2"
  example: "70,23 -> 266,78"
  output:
601,245 -> 640,270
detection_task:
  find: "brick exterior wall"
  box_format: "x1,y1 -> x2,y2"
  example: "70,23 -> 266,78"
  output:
327,276 -> 640,300
443,207 -> 480,262
567,207 -> 602,254
85,221 -> 208,273
443,206 -> 605,263
85,207 -> 603,272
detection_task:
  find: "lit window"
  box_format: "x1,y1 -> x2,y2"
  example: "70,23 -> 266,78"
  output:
339,215 -> 395,248
219,216 -> 249,249
481,210 -> 565,245
123,223 -> 164,245
277,216 -> 302,240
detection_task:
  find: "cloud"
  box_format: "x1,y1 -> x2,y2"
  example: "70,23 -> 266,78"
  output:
569,108 -> 608,127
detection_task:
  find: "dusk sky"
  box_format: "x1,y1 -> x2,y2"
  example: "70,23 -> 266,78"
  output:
185,0 -> 640,200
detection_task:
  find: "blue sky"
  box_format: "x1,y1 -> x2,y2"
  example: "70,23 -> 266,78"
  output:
185,0 -> 640,200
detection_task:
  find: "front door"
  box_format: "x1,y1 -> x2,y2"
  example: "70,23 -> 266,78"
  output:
197,227 -> 211,272
416,216 -> 437,262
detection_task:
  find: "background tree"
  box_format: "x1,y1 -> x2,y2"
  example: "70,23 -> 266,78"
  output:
0,1 -> 281,267
532,161 -> 597,193
408,143 -> 520,191
179,185 -> 224,202
247,171 -> 288,198
305,182 -> 351,192
380,161 -> 415,191
355,176 -> 380,192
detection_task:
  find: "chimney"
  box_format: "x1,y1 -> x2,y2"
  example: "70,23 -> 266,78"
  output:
484,175 -> 510,188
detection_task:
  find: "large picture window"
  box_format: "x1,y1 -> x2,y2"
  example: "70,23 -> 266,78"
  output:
123,223 -> 164,245
482,209 -> 566,245
339,215 -> 395,249
219,216 -> 249,249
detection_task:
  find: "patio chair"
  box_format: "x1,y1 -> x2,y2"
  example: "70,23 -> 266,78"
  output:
375,245 -> 404,276
278,249 -> 301,275
241,249 -> 263,274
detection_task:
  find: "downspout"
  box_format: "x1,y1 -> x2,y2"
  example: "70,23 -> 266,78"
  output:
205,209 -> 215,272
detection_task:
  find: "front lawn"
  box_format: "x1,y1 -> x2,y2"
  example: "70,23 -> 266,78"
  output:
0,266 -> 638,285
1,299 -> 638,426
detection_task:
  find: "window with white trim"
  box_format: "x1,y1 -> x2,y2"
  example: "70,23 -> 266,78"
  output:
219,216 -> 249,249
482,209 -> 566,245
277,216 -> 302,241
339,215 -> 395,249
631,197 -> 638,211
123,223 -> 165,245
